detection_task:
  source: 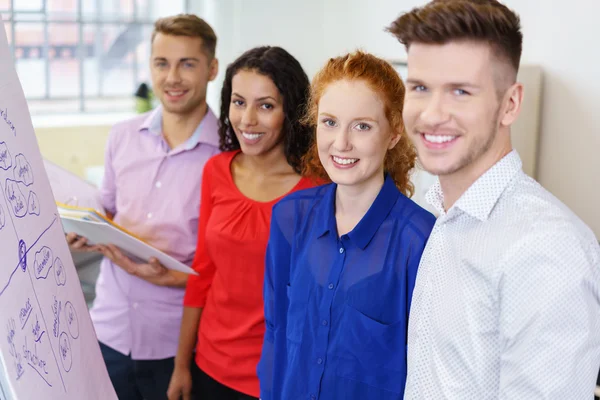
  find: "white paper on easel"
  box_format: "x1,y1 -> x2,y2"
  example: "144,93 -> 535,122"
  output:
0,18 -> 117,400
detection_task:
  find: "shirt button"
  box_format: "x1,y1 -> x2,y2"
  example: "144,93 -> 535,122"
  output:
132,303 -> 138,309
311,396 -> 316,400
317,358 -> 323,365
328,283 -> 334,290
147,212 -> 153,219
339,247 -> 344,254
322,320 -> 328,326
155,181 -> 162,188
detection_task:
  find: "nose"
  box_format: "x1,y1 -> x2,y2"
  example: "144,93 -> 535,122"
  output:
420,92 -> 450,127
332,127 -> 352,152
165,65 -> 182,85
241,106 -> 258,127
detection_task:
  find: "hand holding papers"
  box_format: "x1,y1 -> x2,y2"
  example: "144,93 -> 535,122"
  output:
45,163 -> 197,276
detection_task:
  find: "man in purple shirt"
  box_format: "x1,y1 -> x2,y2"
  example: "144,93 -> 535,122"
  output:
67,14 -> 220,399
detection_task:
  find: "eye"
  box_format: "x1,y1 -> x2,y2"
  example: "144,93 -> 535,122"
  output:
154,61 -> 167,68
183,62 -> 196,68
355,122 -> 371,131
260,103 -> 274,110
321,118 -> 336,127
453,88 -> 470,96
232,99 -> 244,107
412,85 -> 427,92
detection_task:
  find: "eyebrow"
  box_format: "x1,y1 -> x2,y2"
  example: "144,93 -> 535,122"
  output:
406,78 -> 480,89
232,93 -> 279,102
318,112 -> 378,122
152,57 -> 200,63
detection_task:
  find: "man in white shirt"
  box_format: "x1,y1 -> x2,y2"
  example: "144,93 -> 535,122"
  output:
388,1 -> 600,398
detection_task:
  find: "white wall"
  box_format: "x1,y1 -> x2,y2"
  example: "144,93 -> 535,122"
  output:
193,0 -> 600,238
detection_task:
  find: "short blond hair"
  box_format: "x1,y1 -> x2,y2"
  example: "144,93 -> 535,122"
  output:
151,14 -> 217,59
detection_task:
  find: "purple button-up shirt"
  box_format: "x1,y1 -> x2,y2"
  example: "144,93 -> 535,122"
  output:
90,106 -> 220,360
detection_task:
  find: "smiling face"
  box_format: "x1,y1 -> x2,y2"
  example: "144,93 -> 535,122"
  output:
403,40 -> 512,180
150,33 -> 218,116
316,79 -> 400,191
228,69 -> 286,157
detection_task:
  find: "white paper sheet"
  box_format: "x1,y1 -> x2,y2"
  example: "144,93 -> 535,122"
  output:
0,18 -> 117,400
60,217 -> 198,275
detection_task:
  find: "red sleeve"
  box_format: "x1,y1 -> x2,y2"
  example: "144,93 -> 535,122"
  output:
183,157 -> 217,308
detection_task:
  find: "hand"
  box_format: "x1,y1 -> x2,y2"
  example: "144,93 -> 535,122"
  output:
98,244 -> 172,285
66,232 -> 100,253
167,365 -> 193,400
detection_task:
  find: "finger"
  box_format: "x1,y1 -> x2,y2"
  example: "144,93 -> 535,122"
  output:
74,237 -> 88,248
183,389 -> 192,400
98,245 -> 114,260
107,244 -> 126,260
148,258 -> 165,272
65,232 -> 78,243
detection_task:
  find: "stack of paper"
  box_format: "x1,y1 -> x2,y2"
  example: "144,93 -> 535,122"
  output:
44,163 -> 197,276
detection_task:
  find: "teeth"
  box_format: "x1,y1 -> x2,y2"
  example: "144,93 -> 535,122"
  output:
424,134 -> 456,144
242,132 -> 264,140
167,91 -> 184,96
333,156 -> 358,165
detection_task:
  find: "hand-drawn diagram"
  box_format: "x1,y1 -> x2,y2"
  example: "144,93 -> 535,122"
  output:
28,191 -> 40,216
0,142 -> 11,170
0,128 -> 82,398
54,258 -> 66,287
5,179 -> 26,218
34,247 -> 53,280
0,205 -> 5,230
58,333 -> 72,373
13,154 -> 33,187
0,20 -> 116,398
64,302 -> 78,339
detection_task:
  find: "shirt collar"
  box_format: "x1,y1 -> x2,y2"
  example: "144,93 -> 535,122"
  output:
138,105 -> 220,150
316,174 -> 401,250
426,150 -> 523,221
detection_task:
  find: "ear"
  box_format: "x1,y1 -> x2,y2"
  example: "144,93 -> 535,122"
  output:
388,131 -> 401,150
208,58 -> 219,82
500,82 -> 523,127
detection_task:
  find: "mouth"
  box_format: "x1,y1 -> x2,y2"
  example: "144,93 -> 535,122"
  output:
240,131 -> 266,144
331,155 -> 359,168
164,89 -> 188,101
420,132 -> 459,149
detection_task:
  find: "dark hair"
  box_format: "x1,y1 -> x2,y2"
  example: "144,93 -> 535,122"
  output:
152,14 -> 217,59
387,0 -> 522,75
218,46 -> 311,173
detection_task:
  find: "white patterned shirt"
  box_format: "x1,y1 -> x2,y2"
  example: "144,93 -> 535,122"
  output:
404,150 -> 600,399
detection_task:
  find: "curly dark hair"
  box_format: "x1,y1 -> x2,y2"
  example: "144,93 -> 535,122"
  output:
218,46 -> 312,173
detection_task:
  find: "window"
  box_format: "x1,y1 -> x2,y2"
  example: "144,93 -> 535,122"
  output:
1,0 -> 189,115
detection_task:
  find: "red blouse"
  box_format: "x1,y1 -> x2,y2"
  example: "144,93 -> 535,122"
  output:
183,150 -> 314,397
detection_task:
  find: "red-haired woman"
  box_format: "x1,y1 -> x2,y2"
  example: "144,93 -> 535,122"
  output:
257,51 -> 436,400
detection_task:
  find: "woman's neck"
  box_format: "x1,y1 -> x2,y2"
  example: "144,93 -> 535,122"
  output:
335,171 -> 385,236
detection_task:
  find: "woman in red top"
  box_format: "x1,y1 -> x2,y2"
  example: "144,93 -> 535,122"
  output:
167,46 -> 313,400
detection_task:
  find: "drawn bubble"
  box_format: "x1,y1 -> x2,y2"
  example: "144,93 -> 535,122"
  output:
13,154 -> 33,186
0,141 -> 11,170
18,240 -> 26,272
64,302 -> 79,339
59,332 -> 72,372
54,257 -> 66,287
5,179 -> 27,218
34,246 -> 53,280
28,191 -> 40,216
0,204 -> 5,230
